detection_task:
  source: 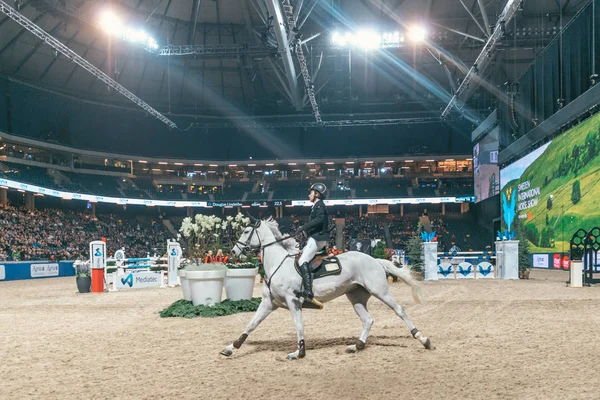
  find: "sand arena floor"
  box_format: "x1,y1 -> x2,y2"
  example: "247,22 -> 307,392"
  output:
2,269 -> 600,400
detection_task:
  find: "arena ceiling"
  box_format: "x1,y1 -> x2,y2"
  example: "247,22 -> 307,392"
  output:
0,0 -> 588,122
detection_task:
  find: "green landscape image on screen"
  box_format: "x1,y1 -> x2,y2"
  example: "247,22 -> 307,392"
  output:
500,112 -> 600,252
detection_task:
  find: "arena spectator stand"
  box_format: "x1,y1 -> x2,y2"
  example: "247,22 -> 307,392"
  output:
349,178 -> 410,198
214,181 -> 253,201
0,204 -> 169,261
0,161 -> 55,188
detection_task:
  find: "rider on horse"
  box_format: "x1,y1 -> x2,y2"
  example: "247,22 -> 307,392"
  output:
296,183 -> 329,299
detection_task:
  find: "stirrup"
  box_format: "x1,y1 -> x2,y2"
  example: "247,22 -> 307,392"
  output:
300,296 -> 324,309
294,290 -> 323,309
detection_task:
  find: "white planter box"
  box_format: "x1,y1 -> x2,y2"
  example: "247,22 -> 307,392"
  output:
178,270 -> 192,301
225,268 -> 258,301
186,269 -> 227,306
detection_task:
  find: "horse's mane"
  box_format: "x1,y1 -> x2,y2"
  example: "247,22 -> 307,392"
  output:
264,218 -> 298,253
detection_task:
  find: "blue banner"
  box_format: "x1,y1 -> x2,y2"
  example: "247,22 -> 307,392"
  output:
0,261 -> 76,281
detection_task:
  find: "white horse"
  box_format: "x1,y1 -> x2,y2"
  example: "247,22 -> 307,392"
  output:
220,217 -> 434,359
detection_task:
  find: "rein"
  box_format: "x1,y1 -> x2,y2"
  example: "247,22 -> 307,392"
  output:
236,223 -> 299,292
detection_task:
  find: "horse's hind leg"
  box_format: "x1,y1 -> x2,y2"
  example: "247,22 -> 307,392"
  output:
372,291 -> 434,350
220,298 -> 276,357
345,286 -> 373,353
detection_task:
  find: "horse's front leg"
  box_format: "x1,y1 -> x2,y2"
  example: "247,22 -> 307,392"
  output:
220,297 -> 276,357
285,296 -> 306,360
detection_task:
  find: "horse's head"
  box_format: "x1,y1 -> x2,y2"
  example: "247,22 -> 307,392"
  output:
231,216 -> 263,256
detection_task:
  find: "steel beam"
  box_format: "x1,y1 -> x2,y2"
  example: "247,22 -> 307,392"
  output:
216,0 -> 225,98
297,0 -> 317,30
294,0 -> 303,20
158,16 -> 178,102
458,0 -> 488,37
137,0 -> 172,97
145,0 -> 166,22
64,37 -> 98,86
265,0 -> 302,110
0,12 -> 45,56
441,0 -> 522,118
12,20 -> 62,74
431,22 -> 485,43
477,0 -> 491,35
38,27 -> 80,80
0,1 -> 176,128
189,0 -> 201,43
443,64 -> 458,94
267,58 -> 295,101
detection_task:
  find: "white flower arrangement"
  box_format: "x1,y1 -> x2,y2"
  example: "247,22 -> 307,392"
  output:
179,213 -> 251,262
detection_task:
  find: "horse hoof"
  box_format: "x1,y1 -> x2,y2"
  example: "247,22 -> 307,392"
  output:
345,345 -> 357,353
424,339 -> 435,350
220,345 -> 233,357
287,350 -> 300,360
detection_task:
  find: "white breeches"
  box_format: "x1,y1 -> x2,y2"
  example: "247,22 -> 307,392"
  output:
299,237 -> 328,267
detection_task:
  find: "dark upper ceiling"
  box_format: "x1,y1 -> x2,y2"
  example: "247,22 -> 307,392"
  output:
0,0 -> 588,121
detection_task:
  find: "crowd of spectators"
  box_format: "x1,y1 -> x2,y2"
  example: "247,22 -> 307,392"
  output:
387,214 -> 419,248
343,214 -> 387,247
0,198 -> 490,264
0,204 -> 169,261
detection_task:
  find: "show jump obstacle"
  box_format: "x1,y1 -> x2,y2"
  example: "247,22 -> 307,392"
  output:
89,240 -> 181,292
423,240 -> 519,281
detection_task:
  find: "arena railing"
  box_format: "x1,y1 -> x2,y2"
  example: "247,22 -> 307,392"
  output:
0,177 -> 474,208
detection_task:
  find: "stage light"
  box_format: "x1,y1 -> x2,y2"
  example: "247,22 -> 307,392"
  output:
407,24 -> 427,42
355,30 -> 381,49
331,30 -> 401,49
99,10 -> 123,34
99,9 -> 159,51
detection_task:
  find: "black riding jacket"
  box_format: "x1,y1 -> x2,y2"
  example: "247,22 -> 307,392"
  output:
300,199 -> 329,242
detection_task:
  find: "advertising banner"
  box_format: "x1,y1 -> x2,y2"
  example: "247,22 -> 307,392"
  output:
115,271 -> 163,290
500,112 -> 600,253
0,261 -> 75,281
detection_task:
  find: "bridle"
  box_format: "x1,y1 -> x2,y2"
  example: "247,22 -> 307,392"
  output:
234,219 -> 299,290
234,220 -> 263,254
235,220 -> 300,254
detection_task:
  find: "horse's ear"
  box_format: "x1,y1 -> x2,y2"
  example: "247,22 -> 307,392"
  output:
267,216 -> 274,222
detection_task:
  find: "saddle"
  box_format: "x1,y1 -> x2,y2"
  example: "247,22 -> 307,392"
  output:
294,256 -> 343,280
293,252 -> 342,310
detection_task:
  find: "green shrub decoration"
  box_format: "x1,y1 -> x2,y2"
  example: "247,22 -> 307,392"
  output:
159,298 -> 262,318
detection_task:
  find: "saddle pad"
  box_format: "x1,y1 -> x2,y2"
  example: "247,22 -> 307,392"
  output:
295,257 -> 343,279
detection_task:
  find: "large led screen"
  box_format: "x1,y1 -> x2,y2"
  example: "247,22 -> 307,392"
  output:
500,112 -> 600,252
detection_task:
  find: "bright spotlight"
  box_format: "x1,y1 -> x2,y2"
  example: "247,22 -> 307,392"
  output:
99,10 -> 123,34
332,29 -> 401,49
356,30 -> 381,49
407,25 -> 427,42
99,9 -> 160,52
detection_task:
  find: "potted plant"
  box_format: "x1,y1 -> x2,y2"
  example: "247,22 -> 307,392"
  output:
75,262 -> 91,293
178,259 -> 192,301
405,223 -> 425,279
224,261 -> 259,301
516,219 -> 532,279
179,213 -> 251,306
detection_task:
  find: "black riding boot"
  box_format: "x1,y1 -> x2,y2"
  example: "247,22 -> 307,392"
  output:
299,262 -> 314,299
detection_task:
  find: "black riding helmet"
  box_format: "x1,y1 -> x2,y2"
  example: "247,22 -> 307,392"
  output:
309,183 -> 327,199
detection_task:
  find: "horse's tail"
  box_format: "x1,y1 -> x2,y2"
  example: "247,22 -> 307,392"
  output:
377,259 -> 423,304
